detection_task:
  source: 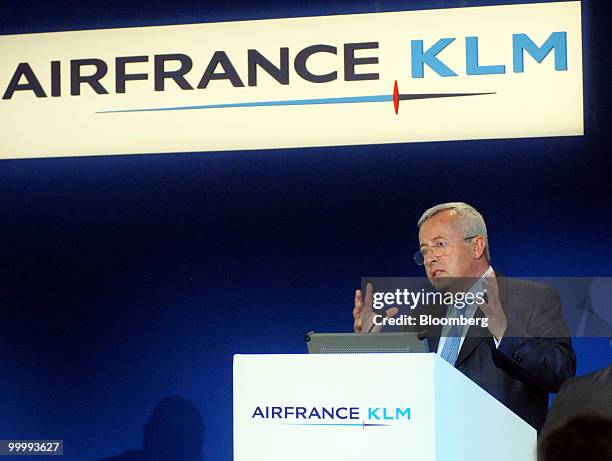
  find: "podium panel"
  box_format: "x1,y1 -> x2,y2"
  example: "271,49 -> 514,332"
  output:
233,353 -> 535,461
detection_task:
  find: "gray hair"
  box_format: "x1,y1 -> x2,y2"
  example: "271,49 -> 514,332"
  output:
417,202 -> 490,261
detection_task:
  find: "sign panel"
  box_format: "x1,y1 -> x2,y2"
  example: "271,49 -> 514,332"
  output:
234,354 -> 436,461
0,2 -> 583,159
233,354 -> 536,461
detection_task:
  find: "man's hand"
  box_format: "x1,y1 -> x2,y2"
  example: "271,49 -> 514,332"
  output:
481,271 -> 508,340
353,283 -> 398,333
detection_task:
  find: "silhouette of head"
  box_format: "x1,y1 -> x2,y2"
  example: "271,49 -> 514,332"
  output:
143,396 -> 204,461
538,415 -> 612,461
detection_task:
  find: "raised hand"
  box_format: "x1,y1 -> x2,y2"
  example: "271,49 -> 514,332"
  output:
481,270 -> 508,340
353,283 -> 398,333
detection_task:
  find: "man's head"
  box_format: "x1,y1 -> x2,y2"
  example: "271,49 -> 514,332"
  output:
417,202 -> 490,289
538,415 -> 612,461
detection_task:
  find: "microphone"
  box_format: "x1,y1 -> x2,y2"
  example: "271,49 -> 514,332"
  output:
417,329 -> 431,352
304,331 -> 315,342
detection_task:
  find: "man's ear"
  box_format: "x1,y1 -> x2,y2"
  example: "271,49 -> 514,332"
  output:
472,235 -> 486,259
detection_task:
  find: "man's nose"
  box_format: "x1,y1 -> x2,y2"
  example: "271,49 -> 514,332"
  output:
425,254 -> 439,265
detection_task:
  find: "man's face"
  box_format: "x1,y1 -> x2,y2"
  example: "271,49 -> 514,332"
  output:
418,209 -> 476,288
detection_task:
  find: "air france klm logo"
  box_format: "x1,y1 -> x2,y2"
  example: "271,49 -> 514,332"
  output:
2,31 -> 567,115
251,405 -> 412,428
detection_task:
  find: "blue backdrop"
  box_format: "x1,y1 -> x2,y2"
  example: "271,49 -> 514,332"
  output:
1,1 -> 610,460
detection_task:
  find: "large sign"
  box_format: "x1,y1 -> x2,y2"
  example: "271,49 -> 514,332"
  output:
0,2 -> 583,159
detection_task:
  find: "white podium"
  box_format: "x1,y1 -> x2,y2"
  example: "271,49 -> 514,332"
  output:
233,353 -> 536,461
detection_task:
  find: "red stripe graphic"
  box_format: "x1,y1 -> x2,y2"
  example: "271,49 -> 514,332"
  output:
393,80 -> 399,114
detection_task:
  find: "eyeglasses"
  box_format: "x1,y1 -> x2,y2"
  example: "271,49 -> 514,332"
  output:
413,236 -> 478,266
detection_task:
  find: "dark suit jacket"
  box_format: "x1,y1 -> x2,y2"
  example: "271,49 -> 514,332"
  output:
406,276 -> 576,431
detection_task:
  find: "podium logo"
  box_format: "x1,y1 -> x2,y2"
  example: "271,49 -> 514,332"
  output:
251,405 -> 411,428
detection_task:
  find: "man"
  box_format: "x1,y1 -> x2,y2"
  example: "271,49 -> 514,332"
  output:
540,365 -> 612,440
353,202 -> 576,431
538,415 -> 612,460
538,366 -> 612,459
